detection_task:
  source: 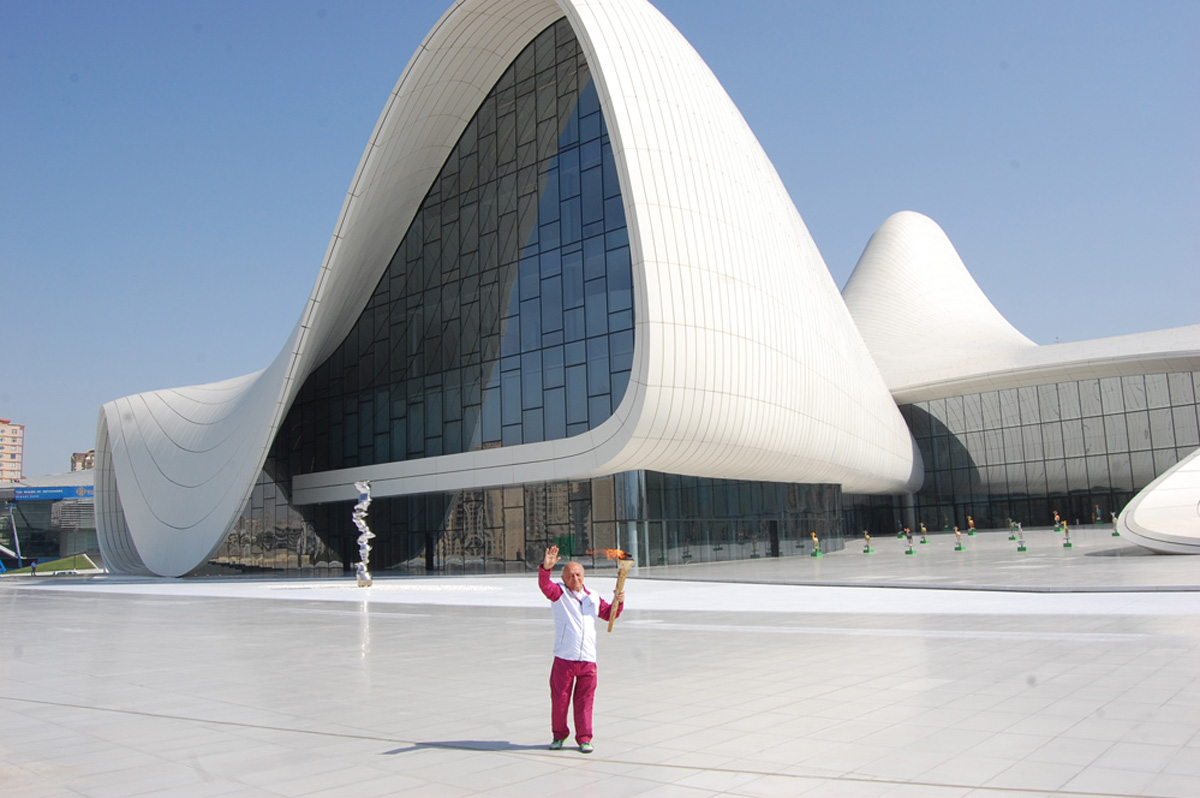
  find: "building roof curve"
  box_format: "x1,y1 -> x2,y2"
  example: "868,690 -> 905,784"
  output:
844,211 -> 1200,403
96,0 -> 922,577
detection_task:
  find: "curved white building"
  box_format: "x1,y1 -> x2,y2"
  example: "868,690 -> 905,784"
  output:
96,0 -> 920,577
1118,448 -> 1200,553
844,211 -> 1200,549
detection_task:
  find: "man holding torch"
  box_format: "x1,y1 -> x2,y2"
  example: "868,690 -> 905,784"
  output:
538,545 -> 626,753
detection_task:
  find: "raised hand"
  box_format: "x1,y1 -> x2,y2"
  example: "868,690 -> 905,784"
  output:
543,545 -> 560,571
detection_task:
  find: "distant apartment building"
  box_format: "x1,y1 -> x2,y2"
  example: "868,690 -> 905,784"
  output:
0,419 -> 23,482
71,450 -> 95,472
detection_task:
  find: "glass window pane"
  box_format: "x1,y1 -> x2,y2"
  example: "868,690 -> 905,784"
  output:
1058,382 -> 1081,420
1149,408 -> 1175,450
945,397 -> 965,434
1037,384 -> 1060,422
1065,458 -> 1088,492
1172,406 -> 1199,447
1169,373 -> 1196,406
1107,453 -> 1132,491
1123,376 -> 1148,411
1099,377 -> 1124,414
1018,387 -> 1041,424
1022,426 -> 1044,461
1078,380 -> 1101,416
999,389 -> 1021,426
1060,419 -> 1084,458
1104,414 -> 1128,452
1126,411 -> 1151,451
1145,374 -> 1171,409
963,394 -> 984,431
1082,416 -> 1106,455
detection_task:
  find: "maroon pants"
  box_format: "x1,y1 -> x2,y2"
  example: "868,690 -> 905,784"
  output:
549,656 -> 597,743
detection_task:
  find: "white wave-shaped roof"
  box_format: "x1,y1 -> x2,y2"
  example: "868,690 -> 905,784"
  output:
95,0 -> 922,576
844,211 -> 1200,403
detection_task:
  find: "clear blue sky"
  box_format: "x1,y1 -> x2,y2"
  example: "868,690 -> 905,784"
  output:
3,0 -> 1197,477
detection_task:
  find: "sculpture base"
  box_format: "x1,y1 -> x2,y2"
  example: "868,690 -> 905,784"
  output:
1063,542 -> 1073,548
905,549 -> 916,556
1017,545 -> 1027,552
810,550 -> 823,558
954,545 -> 965,551
862,547 -> 873,554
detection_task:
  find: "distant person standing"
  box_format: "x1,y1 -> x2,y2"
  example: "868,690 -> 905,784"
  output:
538,545 -> 625,753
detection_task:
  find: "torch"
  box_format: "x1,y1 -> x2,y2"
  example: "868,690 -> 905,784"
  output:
588,548 -> 633,633
609,553 -> 633,633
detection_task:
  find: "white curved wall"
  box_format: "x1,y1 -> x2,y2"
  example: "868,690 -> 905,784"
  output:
1118,447 -> 1200,554
842,211 -> 1037,391
96,0 -> 921,577
844,211 -> 1200,404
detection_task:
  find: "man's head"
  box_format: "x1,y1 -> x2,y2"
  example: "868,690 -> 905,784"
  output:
562,561 -> 585,592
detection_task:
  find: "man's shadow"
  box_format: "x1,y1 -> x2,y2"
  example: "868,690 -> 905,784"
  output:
383,740 -> 549,755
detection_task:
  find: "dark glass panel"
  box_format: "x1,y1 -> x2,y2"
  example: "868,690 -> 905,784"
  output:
544,387 -> 566,439
1107,453 -> 1133,491
585,278 -> 609,337
1024,460 -> 1047,494
589,395 -> 611,426
1045,459 -> 1067,494
566,365 -> 588,424
1085,456 -> 1110,489
586,337 -> 610,396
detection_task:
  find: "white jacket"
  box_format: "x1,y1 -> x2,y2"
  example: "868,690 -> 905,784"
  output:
539,566 -> 618,662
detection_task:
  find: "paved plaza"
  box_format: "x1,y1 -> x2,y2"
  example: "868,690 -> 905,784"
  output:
3,525 -> 1200,797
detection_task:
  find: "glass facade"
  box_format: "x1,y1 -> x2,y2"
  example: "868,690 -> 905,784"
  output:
201,17 -> 844,577
214,467 -> 843,575
849,372 -> 1200,533
275,18 -> 633,477
1,497 -> 98,570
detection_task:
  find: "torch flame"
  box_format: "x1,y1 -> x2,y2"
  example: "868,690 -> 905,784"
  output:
586,548 -> 633,561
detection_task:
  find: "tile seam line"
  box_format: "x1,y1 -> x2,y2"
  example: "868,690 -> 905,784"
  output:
0,697 -> 1165,798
